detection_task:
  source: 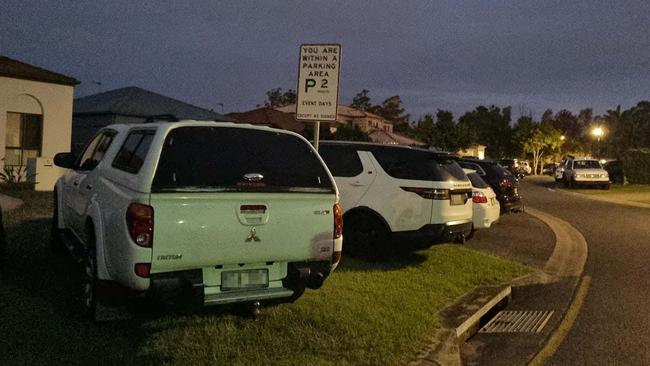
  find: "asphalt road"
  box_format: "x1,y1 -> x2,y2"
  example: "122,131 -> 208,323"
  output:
521,177 -> 650,365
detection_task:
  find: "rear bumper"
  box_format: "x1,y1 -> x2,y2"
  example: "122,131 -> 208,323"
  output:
393,220 -> 473,250
148,261 -> 332,308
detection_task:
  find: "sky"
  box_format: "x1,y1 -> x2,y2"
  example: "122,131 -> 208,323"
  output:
2,0 -> 649,121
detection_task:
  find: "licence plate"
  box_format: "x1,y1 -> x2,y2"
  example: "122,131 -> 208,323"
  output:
221,269 -> 269,291
450,193 -> 466,205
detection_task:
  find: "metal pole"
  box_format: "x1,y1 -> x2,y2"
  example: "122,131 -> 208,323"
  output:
314,120 -> 320,151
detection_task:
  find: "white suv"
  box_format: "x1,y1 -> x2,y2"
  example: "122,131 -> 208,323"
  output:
319,142 -> 473,259
52,121 -> 342,319
562,158 -> 610,189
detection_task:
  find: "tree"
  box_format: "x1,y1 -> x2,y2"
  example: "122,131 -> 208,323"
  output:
350,89 -> 374,111
457,105 -> 513,158
331,124 -> 371,142
523,124 -> 563,174
264,88 -> 296,107
375,95 -> 411,133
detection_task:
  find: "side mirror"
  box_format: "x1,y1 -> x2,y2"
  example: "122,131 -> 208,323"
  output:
53,152 -> 77,169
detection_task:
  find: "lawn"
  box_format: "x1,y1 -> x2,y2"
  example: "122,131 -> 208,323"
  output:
566,184 -> 650,204
0,190 -> 529,366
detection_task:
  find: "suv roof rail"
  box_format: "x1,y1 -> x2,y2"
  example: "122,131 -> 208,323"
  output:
144,114 -> 179,123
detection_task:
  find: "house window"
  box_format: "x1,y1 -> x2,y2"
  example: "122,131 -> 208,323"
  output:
5,112 -> 43,166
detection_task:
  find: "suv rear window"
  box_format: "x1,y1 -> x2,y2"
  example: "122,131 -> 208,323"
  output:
367,146 -> 468,182
151,127 -> 334,192
467,172 -> 489,189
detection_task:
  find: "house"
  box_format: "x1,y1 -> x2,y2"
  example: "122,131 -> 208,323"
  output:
368,129 -> 427,147
0,55 -> 78,190
274,104 -> 394,134
227,107 -> 306,133
458,144 -> 487,159
72,86 -> 234,150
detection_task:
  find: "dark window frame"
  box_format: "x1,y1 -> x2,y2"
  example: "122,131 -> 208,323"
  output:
76,129 -> 117,171
111,129 -> 156,174
4,112 -> 43,167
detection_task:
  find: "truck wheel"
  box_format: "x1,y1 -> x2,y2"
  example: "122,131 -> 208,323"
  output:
50,193 -> 66,255
82,229 -> 98,320
344,214 -> 391,260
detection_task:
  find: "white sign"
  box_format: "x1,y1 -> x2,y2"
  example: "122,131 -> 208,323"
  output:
296,44 -> 341,121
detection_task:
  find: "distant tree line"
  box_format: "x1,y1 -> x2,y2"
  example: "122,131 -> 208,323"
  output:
263,88 -> 650,172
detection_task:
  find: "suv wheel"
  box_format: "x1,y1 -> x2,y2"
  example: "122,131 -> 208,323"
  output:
50,193 -> 66,254
344,214 -> 391,260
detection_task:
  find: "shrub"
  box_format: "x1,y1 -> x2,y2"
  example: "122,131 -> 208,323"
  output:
621,149 -> 650,184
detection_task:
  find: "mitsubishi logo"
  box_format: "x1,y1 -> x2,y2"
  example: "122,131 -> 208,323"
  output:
245,227 -> 261,242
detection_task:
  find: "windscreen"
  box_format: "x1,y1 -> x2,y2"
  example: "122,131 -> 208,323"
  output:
368,146 -> 469,182
152,127 -> 334,192
574,160 -> 602,169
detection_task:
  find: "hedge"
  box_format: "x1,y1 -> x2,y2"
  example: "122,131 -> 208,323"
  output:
621,149 -> 650,184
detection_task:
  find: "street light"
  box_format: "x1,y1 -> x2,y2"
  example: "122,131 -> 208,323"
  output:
591,127 -> 605,159
592,127 -> 604,142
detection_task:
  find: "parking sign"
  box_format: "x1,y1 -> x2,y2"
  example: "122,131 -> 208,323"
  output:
296,44 -> 341,122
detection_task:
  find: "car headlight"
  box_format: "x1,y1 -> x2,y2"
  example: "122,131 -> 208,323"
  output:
601,173 -> 608,178
575,174 -> 584,178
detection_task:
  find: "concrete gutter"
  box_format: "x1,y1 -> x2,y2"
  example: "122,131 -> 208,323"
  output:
412,208 -> 588,366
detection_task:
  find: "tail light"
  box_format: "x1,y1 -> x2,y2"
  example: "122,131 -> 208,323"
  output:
499,179 -> 511,188
472,191 -> 488,204
134,263 -> 151,278
401,187 -> 450,200
333,203 -> 343,239
126,203 -> 154,247
333,203 -> 343,266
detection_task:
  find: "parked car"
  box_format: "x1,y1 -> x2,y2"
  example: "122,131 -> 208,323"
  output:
458,158 -> 524,213
561,157 -> 610,189
52,121 -> 342,319
519,161 -> 532,175
542,163 -> 558,176
319,141 -> 473,258
603,160 -> 625,184
0,206 -> 5,268
463,169 -> 500,237
498,159 -> 525,179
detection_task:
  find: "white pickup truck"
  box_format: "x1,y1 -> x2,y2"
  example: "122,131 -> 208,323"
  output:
52,121 -> 342,319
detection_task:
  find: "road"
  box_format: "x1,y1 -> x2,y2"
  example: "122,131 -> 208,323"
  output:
522,177 -> 650,365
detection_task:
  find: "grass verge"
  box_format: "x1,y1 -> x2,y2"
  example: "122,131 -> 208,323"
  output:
0,191 -> 530,366
563,184 -> 650,204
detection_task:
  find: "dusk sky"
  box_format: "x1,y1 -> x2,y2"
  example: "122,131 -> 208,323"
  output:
2,0 -> 648,121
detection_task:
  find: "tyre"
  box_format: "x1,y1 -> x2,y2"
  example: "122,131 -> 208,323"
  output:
343,213 -> 392,260
50,193 -> 66,254
82,227 -> 98,320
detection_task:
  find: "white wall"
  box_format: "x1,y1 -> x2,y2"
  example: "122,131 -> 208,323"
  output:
0,76 -> 74,190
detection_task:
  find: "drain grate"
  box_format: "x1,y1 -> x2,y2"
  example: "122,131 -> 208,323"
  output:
479,310 -> 554,333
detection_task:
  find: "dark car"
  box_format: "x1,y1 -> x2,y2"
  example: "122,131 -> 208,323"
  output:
498,158 -> 525,178
542,163 -> 558,175
459,158 -> 524,213
0,207 -> 5,267
604,160 -> 625,184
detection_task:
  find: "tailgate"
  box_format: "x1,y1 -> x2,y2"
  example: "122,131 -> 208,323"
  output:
149,192 -> 336,273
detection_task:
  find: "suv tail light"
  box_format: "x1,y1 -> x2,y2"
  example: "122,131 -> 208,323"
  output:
126,203 -> 154,247
472,191 -> 488,204
401,187 -> 450,200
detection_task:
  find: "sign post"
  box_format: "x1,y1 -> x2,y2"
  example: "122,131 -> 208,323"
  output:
296,44 -> 341,150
